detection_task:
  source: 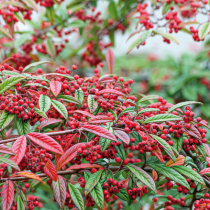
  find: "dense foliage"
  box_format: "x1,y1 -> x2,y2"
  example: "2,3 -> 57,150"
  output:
1,0 -> 210,210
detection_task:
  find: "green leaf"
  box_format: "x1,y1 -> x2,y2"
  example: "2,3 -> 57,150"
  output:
108,1 -> 118,19
75,89 -> 84,106
144,114 -> 182,124
99,137 -> 111,152
162,33 -> 179,44
141,30 -> 151,43
24,83 -> 49,89
17,195 -> 25,210
183,86 -> 197,101
90,183 -> 104,209
172,165 -> 205,186
127,37 -> 141,54
172,135 -> 183,153
0,156 -> 20,171
116,187 -> 129,201
34,107 -> 48,119
51,100 -> 68,119
39,94 -> 51,113
16,117 -> 30,135
85,170 -> 103,196
150,134 -> 175,162
0,26 -> 13,39
14,12 -> 25,24
119,107 -> 137,116
0,75 -> 25,94
168,101 -> 202,113
0,110 -> 14,132
132,131 -> 142,145
68,20 -> 85,27
57,95 -> 80,104
138,108 -> 160,115
138,95 -> 159,103
22,0 -> 38,12
126,164 -> 156,192
23,61 -> 52,72
68,183 -> 84,210
197,144 -> 206,159
148,163 -> 190,190
162,2 -> 173,15
46,6 -> 55,24
198,22 -> 210,40
46,37 -> 56,59
88,95 -> 98,113
14,33 -> 31,49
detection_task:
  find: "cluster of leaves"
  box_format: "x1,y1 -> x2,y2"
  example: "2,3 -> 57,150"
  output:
0,50 -> 209,210
1,0 -> 210,69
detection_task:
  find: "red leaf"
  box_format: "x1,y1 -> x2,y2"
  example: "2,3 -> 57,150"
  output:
1,180 -> 14,210
43,159 -> 57,181
81,123 -> 117,141
151,146 -> 163,163
11,136 -> 26,164
10,171 -> 46,185
98,89 -> 125,96
39,118 -> 62,131
72,110 -> 94,118
64,134 -> 77,152
184,125 -> 201,139
199,168 -> 210,176
206,157 -> 210,164
0,144 -> 15,155
52,175 -> 66,209
27,132 -> 64,155
56,143 -> 86,171
66,163 -> 102,171
27,89 -> 41,99
204,144 -> 210,157
89,115 -> 112,124
50,79 -> 61,97
114,129 -> 130,144
106,49 -> 115,74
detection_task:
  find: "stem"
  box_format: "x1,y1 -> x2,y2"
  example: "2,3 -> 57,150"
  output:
190,187 -> 197,210
1,166 -> 120,182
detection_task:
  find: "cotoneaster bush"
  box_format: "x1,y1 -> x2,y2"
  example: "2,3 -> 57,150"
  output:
0,50 -> 209,210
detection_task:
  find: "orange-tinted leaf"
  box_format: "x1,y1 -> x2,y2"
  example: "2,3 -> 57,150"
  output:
66,163 -> 102,171
39,118 -> 62,131
102,201 -> 108,210
165,155 -> 185,167
10,171 -> 45,185
56,143 -> 86,171
52,175 -> 66,209
1,180 -> 14,210
27,132 -> 64,154
122,178 -> 129,189
81,123 -> 117,141
50,80 -> 61,97
106,49 -> 115,74
0,144 -> 15,155
114,129 -> 130,144
206,157 -> 210,164
89,115 -> 112,123
151,146 -> 163,163
199,168 -> 210,176
98,89 -> 125,96
152,170 -> 158,181
43,159 -> 57,181
11,136 -> 26,164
